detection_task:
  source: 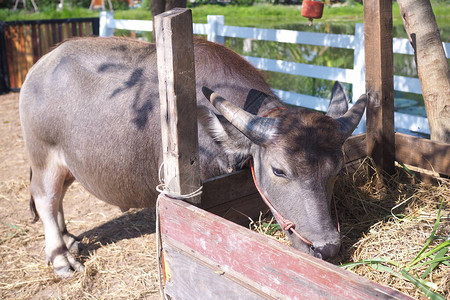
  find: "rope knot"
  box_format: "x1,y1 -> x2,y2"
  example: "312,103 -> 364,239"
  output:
281,220 -> 296,231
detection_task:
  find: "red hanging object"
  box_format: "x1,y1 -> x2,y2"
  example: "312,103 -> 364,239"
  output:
301,0 -> 324,25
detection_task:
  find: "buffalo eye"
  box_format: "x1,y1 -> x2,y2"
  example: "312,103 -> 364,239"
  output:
272,167 -> 287,178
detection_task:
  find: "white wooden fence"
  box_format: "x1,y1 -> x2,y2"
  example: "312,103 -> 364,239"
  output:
99,11 -> 450,136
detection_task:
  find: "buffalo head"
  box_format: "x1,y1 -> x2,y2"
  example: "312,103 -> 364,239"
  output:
199,82 -> 367,259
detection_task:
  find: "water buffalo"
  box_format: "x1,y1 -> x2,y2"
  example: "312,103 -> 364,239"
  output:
19,37 -> 367,277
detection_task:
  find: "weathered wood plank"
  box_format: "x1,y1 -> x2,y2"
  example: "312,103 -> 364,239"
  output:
70,22 -> 77,37
162,236 -> 272,299
395,133 -> 450,176
37,24 -> 44,58
24,25 -> 33,75
18,25 -> 26,88
77,22 -> 84,37
155,8 -> 201,204
31,24 -> 39,63
4,26 -> 16,89
201,169 -> 257,209
10,26 -> 20,89
158,196 -> 412,299
206,192 -> 267,226
44,24 -> 51,53
364,0 -> 395,176
51,23 -> 57,45
343,133 -> 367,163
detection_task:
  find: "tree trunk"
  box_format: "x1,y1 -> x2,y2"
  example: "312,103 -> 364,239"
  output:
397,0 -> 450,143
151,0 -> 186,42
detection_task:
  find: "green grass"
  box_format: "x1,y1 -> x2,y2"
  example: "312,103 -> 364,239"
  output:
0,6 -> 98,21
340,199 -> 449,300
1,2 -> 449,39
2,1 -> 449,26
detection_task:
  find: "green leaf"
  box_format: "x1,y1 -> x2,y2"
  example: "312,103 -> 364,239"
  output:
401,269 -> 445,300
399,162 -> 416,178
340,258 -> 401,271
408,199 -> 444,268
367,263 -> 404,279
420,247 -> 449,279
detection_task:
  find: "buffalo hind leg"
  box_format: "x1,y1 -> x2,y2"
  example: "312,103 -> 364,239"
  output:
58,177 -> 83,255
30,165 -> 83,278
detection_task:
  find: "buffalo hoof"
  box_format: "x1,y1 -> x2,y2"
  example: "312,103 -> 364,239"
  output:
62,231 -> 84,256
53,254 -> 85,278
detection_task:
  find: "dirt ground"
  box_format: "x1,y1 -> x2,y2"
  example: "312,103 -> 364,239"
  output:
0,92 -> 160,299
1,91 -> 448,299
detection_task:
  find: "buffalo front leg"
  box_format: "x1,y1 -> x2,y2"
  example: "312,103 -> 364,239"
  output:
30,166 -> 84,278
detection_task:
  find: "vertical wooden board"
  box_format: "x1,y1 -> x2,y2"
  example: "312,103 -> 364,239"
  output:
24,25 -> 33,75
91,18 -> 100,36
51,23 -> 57,45
44,24 -> 51,53
11,26 -> 20,89
71,22 -> 77,37
364,0 -> 395,176
31,24 -> 39,63
64,23 -> 70,40
18,25 -> 26,88
4,26 -> 16,88
37,24 -> 44,58
158,196 -> 413,299
78,22 -> 84,37
57,23 -> 63,42
86,22 -> 93,36
155,8 -> 201,204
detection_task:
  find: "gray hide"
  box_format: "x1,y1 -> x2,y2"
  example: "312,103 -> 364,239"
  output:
19,37 -> 367,277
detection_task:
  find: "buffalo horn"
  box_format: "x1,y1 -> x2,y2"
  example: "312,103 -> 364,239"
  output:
202,87 -> 277,145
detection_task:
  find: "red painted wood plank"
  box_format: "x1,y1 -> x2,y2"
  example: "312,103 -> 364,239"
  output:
158,196 -> 412,299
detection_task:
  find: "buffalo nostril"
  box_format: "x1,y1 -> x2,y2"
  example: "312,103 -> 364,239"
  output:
314,243 -> 340,259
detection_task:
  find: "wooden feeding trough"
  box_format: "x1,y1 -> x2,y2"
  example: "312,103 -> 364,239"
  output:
154,6 -> 449,299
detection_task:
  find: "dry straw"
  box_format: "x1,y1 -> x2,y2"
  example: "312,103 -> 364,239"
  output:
252,157 -> 449,299
0,180 -> 160,300
1,161 -> 448,299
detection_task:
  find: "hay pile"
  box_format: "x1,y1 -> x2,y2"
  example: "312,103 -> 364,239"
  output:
252,158 -> 449,299
0,93 -> 447,298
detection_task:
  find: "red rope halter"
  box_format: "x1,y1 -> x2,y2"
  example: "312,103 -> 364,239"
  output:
248,105 -> 340,248
249,159 -> 341,247
249,159 -> 313,246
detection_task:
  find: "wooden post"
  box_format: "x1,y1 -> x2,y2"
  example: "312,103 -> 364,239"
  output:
364,0 -> 395,176
155,8 -> 201,205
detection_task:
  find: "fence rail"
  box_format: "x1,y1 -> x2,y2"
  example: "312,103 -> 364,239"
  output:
99,12 -> 450,136
1,14 -> 448,137
0,18 -> 99,92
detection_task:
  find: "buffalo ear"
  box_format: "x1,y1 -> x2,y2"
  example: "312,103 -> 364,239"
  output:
326,81 -> 349,118
335,94 -> 368,140
197,105 -> 252,157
